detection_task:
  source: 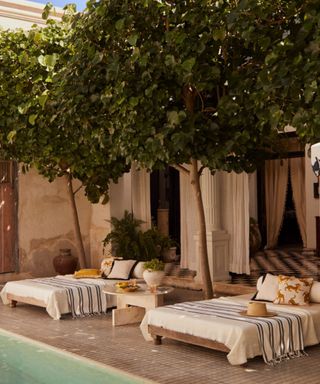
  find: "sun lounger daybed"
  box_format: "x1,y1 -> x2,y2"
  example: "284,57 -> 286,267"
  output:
1,259 -> 145,320
140,293 -> 320,366
0,275 -> 143,320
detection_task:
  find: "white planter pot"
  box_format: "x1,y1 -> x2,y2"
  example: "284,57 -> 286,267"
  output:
143,270 -> 165,288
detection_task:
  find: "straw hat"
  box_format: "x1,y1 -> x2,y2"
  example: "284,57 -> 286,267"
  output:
239,301 -> 277,317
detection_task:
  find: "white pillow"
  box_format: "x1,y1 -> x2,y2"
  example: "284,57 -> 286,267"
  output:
310,280 -> 320,303
107,259 -> 137,280
132,261 -> 145,279
254,273 -> 279,302
256,275 -> 264,291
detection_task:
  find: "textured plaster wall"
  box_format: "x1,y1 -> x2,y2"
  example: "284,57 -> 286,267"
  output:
109,172 -> 132,220
18,168 -> 92,277
89,201 -> 111,268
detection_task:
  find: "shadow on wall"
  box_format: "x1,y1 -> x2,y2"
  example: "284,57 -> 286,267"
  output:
20,235 -> 83,277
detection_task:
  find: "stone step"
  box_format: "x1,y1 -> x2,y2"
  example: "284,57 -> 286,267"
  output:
164,262 -> 197,278
213,281 -> 256,296
162,275 -> 202,290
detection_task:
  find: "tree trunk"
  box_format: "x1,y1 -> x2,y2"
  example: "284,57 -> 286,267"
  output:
66,174 -> 87,268
190,158 -> 213,299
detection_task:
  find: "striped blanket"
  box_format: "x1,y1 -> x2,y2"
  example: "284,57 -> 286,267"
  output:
35,277 -> 108,318
167,301 -> 306,365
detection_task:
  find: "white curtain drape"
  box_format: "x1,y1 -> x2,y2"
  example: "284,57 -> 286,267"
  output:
222,172 -> 250,275
265,159 -> 289,249
179,171 -> 198,273
289,157 -> 307,247
131,164 -> 151,231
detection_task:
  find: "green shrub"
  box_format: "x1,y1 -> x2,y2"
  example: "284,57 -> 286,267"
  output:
144,258 -> 165,271
102,211 -> 176,261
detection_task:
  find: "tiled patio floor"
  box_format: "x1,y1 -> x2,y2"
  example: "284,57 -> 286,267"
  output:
1,288 -> 320,384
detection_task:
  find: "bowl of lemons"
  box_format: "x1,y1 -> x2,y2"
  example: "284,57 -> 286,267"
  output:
115,281 -> 139,292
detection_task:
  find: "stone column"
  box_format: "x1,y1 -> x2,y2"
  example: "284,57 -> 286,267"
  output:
194,169 -> 230,282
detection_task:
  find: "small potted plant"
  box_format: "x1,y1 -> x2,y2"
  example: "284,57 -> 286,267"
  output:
143,226 -> 178,262
143,258 -> 165,288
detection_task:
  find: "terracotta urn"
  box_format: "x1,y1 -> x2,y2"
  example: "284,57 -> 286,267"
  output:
53,248 -> 78,275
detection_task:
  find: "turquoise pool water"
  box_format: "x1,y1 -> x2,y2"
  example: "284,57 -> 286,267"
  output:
0,329 -> 150,384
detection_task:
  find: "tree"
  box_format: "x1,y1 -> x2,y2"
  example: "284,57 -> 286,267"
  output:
0,6 -> 129,268
224,0 -> 320,144
3,0 -> 311,295
52,0 -> 283,298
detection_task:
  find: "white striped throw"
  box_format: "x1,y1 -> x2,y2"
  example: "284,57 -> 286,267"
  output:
35,277 -> 108,318
167,301 -> 307,365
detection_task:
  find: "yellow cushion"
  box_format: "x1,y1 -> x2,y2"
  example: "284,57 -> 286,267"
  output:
74,269 -> 101,279
273,275 -> 313,305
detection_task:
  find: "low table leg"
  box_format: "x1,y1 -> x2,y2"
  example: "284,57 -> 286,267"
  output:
152,335 -> 162,345
10,300 -> 17,308
112,307 -> 146,326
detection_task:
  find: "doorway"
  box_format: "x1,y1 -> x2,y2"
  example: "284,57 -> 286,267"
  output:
257,157 -> 304,249
150,166 -> 180,250
277,177 -> 302,248
0,161 -> 17,273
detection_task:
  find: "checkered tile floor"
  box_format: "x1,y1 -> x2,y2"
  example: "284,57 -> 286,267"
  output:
231,249 -> 320,286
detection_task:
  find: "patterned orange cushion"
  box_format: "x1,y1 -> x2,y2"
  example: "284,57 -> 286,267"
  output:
273,275 -> 313,305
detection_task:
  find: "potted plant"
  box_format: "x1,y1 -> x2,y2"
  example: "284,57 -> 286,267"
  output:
102,211 -> 153,261
143,226 -> 178,262
159,236 -> 178,263
143,258 -> 165,288
102,212 -> 178,262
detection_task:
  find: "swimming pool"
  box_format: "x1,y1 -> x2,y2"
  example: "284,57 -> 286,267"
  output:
0,328 -> 152,384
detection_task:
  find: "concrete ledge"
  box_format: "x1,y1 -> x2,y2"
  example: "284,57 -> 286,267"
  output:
213,282 -> 256,296
162,276 -> 203,291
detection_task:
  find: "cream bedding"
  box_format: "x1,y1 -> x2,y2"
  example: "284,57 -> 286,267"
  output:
0,275 -> 137,320
140,294 -> 320,365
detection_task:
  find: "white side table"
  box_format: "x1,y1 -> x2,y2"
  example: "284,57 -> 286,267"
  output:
103,285 -> 173,326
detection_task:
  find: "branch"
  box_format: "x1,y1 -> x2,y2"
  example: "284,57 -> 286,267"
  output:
195,86 -> 205,112
172,164 -> 190,176
198,165 -> 205,177
202,107 -> 217,113
73,184 -> 83,195
216,86 -> 220,102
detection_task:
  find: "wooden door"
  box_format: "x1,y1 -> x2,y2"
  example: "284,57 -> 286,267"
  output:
0,161 -> 16,273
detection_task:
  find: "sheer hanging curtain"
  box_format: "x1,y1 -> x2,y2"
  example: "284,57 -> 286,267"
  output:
131,164 -> 151,231
222,172 -> 250,275
265,159 -> 289,248
289,157 -> 307,247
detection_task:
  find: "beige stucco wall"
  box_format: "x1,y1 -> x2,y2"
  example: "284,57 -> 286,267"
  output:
109,172 -> 132,220
17,168 -> 92,277
0,1 -> 116,282
89,201 -> 111,268
0,166 -> 122,283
